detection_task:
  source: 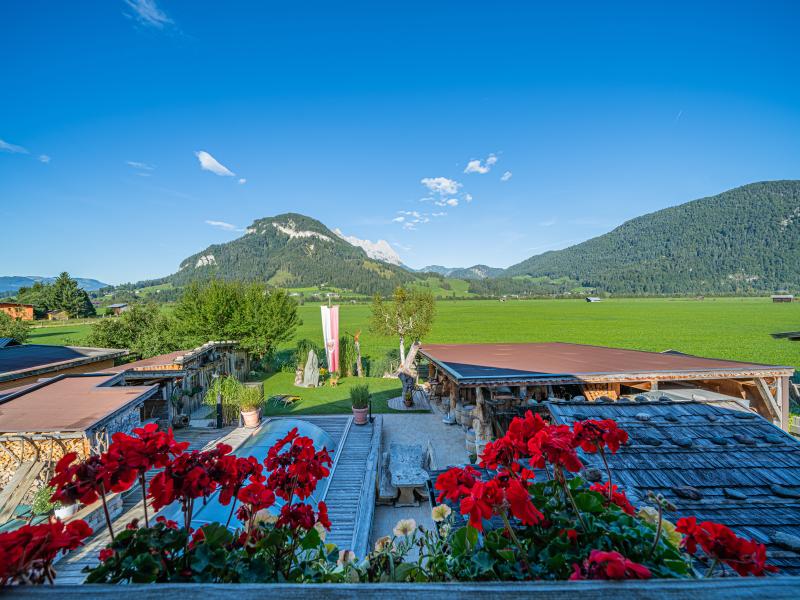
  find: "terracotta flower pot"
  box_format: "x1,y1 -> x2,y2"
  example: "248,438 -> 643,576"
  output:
241,409 -> 261,428
352,406 -> 369,425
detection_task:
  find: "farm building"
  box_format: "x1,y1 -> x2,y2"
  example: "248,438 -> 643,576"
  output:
772,294 -> 794,303
107,302 -> 128,315
0,302 -> 34,321
0,373 -> 159,515
420,342 -> 796,447
46,309 -> 69,320
585,296 -> 603,302
0,343 -> 127,391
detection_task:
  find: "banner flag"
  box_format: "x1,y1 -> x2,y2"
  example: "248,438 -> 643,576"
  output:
321,305 -> 340,373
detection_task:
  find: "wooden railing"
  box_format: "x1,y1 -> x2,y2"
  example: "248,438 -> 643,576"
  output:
9,578 -> 800,599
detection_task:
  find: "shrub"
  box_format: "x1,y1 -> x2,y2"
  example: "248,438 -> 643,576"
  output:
349,384 -> 370,409
31,485 -> 57,516
294,339 -> 321,369
338,335 -> 357,377
366,348 -> 401,377
204,376 -> 244,424
239,384 -> 263,411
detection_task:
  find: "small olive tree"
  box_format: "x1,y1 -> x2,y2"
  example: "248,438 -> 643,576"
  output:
369,287 -> 435,364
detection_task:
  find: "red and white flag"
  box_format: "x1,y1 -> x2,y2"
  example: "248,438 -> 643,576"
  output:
321,305 -> 339,373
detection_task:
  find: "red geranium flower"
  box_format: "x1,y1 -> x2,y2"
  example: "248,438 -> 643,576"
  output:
264,429 -> 332,501
0,519 -> 93,585
316,501 -> 331,530
527,424 -> 583,473
435,465 -> 481,503
49,453 -> 109,506
570,550 -> 652,580
572,419 -> 629,454
276,502 -> 317,531
676,517 -> 778,576
589,481 -> 635,515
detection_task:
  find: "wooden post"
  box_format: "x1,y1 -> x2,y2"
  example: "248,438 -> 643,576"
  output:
778,376 -> 790,431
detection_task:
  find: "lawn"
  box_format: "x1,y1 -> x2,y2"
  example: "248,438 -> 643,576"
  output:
261,372 -> 405,416
24,297 -> 800,369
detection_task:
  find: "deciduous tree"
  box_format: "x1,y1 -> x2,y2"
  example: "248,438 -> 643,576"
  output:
370,287 -> 435,363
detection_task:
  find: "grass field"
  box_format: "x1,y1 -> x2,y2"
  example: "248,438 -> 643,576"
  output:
26,297 -> 800,368
261,372 -> 406,416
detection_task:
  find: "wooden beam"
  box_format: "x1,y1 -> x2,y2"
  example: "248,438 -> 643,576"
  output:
778,376 -> 790,431
755,377 -> 781,425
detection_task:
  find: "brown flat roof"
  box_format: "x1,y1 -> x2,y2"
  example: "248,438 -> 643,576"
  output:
0,344 -> 128,384
420,342 -> 793,385
109,350 -> 187,372
0,374 -> 157,433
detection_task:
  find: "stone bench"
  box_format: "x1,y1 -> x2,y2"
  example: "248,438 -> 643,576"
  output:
387,443 -> 430,507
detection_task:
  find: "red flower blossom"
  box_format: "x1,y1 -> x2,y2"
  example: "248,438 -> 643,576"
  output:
103,424 -> 188,494
527,424 -> 583,473
316,501 -> 331,530
155,516 -> 179,530
435,465 -> 481,503
49,452 -> 109,506
0,520 -> 93,585
676,517 -> 778,576
148,444 -> 232,511
215,455 -> 264,506
236,481 -> 276,522
265,429 -> 332,501
590,482 -> 635,515
570,550 -> 652,580
98,548 -> 115,562
276,502 -> 317,531
572,419 -> 629,454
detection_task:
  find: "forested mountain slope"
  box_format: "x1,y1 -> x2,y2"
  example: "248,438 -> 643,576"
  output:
503,181 -> 800,294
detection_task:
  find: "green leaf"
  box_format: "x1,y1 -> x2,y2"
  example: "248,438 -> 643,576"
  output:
574,491 -> 604,513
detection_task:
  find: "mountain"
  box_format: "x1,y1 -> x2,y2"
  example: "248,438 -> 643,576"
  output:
151,213 -> 416,295
503,180 -> 800,294
333,229 -> 403,266
0,276 -> 109,295
415,265 -> 503,279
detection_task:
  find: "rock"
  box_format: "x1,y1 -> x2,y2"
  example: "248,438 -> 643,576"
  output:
664,415 -> 679,423
673,486 -> 703,500
733,411 -> 757,419
572,395 -> 587,402
583,468 -> 603,482
709,435 -> 729,446
670,434 -> 693,448
634,395 -> 649,403
773,532 -> 800,552
658,395 -> 672,402
763,434 -> 784,444
733,433 -> 756,446
572,412 -> 588,421
635,412 -> 652,421
705,414 -> 719,422
723,488 -> 747,500
770,484 -> 800,499
637,434 -> 662,446
294,368 -> 304,386
301,350 -> 319,388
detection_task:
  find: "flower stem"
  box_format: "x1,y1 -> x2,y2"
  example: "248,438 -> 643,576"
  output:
704,558 -> 719,578
99,484 -> 115,541
647,504 -> 663,559
599,449 -> 613,502
500,511 -> 533,577
139,472 -> 149,528
558,469 -> 588,532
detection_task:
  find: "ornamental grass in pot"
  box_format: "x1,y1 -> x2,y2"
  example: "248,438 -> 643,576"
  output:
239,384 -> 263,428
350,384 -> 370,425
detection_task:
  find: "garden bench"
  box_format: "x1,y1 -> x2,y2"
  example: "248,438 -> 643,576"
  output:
388,443 -> 430,507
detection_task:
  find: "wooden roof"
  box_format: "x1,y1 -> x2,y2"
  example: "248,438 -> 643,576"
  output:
420,342 -> 793,386
548,400 -> 800,575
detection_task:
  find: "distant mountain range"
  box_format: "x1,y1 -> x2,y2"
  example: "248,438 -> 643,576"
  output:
29,180 -> 799,299
414,265 -> 505,280
0,276 -> 109,296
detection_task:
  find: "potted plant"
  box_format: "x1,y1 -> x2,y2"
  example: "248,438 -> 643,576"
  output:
403,389 -> 414,408
239,384 -> 263,428
33,485 -> 78,520
350,384 -> 370,425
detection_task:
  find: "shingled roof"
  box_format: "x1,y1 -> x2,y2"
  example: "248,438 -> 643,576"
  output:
548,399 -> 800,575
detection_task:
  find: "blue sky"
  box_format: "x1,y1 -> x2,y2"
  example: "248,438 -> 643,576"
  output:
2,1 -> 799,284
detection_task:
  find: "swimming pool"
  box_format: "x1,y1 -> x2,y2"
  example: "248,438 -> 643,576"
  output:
171,418 -> 338,530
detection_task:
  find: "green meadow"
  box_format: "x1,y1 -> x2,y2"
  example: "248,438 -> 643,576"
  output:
27,297 -> 800,368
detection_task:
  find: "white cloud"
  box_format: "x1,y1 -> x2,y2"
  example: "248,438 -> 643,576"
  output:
0,139 -> 29,154
38,154 -> 51,163
464,153 -> 497,174
446,198 -> 459,207
500,170 -> 512,182
432,212 -> 447,217
238,178 -> 247,185
421,176 -> 461,196
392,216 -> 405,222
123,0 -> 173,29
464,193 -> 473,202
195,150 -> 236,177
538,217 -> 557,227
126,160 -> 154,170
205,219 -> 241,232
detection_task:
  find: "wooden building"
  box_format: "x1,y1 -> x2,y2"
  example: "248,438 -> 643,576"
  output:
420,342 -> 795,446
772,295 -> 795,303
0,302 -> 34,321
107,303 -> 129,315
0,373 -> 158,514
